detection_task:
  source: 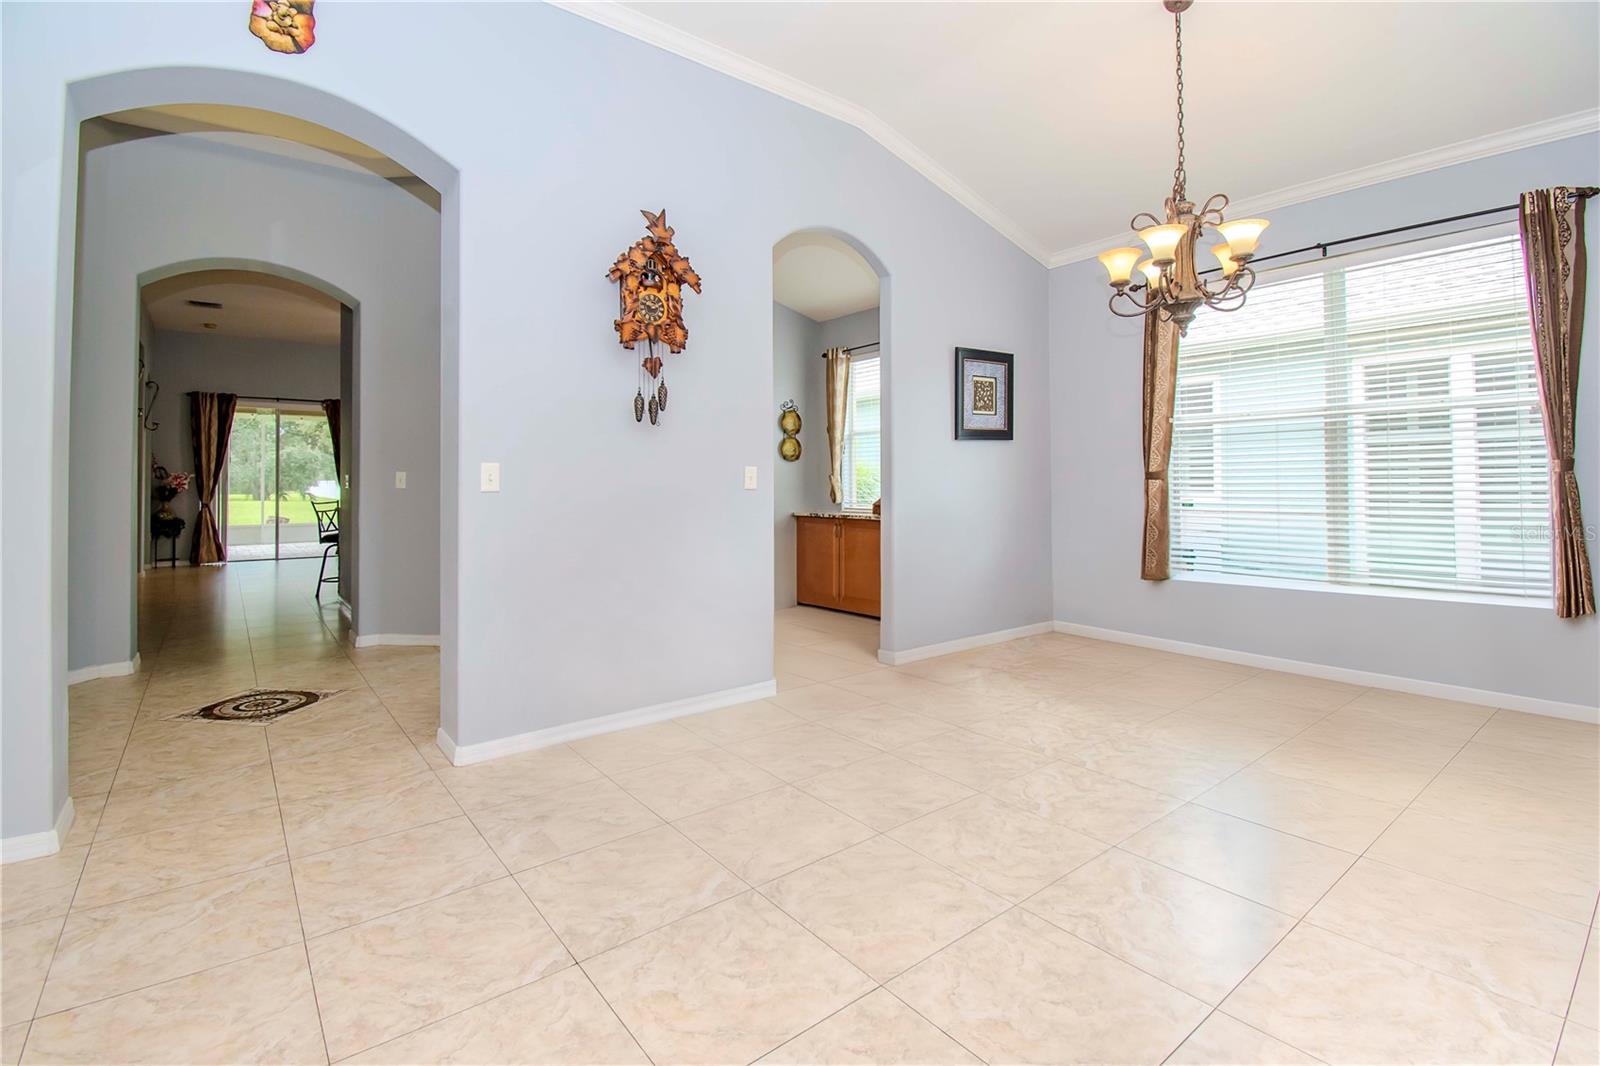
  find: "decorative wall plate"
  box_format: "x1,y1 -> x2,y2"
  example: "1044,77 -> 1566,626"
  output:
778,400 -> 802,461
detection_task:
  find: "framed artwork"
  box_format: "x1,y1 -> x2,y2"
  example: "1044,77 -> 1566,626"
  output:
954,347 -> 1014,440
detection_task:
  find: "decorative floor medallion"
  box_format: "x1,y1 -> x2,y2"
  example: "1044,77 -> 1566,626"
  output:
169,688 -> 337,724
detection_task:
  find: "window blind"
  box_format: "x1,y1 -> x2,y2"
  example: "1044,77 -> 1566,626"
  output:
1169,232 -> 1551,599
842,356 -> 881,509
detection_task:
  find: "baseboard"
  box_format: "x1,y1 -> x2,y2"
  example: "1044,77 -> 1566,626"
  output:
440,678 -> 780,766
878,621 -> 1055,666
353,633 -> 440,648
2,798 -> 74,865
337,599 -> 353,626
1054,620 -> 1600,725
66,653 -> 141,686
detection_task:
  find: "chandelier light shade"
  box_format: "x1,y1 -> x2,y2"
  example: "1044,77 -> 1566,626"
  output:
1097,246 -> 1144,287
1098,0 -> 1268,334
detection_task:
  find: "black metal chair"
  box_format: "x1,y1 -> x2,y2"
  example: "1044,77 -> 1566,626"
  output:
311,497 -> 340,599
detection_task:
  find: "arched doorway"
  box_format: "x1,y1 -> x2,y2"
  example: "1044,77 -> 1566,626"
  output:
2,67 -> 461,857
771,227 -> 895,669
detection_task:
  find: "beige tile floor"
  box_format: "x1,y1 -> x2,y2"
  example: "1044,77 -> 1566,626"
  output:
2,562 -> 1597,1063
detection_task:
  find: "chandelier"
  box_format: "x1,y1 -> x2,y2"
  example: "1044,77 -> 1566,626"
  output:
1098,0 -> 1268,335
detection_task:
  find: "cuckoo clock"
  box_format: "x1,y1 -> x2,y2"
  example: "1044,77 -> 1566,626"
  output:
607,209 -> 702,425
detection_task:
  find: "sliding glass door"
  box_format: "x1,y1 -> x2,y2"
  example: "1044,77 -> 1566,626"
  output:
225,402 -> 337,561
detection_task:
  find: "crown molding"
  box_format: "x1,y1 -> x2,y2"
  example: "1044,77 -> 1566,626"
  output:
1046,108 -> 1600,268
547,0 -> 1052,266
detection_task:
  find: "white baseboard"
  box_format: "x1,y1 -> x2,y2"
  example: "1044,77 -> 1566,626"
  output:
2,798 -> 75,865
66,653 -> 141,686
440,678 -> 779,766
1054,620 -> 1599,725
353,633 -> 440,648
878,621 -> 1055,666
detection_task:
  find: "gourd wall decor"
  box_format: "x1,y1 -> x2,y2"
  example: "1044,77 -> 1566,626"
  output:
607,209 -> 702,426
778,400 -> 802,461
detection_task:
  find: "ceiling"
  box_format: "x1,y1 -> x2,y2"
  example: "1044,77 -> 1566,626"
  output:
570,1 -> 1600,265
97,104 -> 439,209
143,270 -> 342,345
774,233 -> 880,322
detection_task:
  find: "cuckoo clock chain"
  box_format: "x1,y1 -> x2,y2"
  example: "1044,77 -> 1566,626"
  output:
607,209 -> 702,428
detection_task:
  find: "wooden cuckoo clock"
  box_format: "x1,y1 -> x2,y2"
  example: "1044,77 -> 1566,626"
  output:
607,209 -> 702,426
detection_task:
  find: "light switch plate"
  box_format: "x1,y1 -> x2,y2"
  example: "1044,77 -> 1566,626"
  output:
480,462 -> 501,492
743,466 -> 758,490
394,471 -> 407,489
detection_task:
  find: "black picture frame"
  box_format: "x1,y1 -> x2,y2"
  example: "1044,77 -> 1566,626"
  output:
954,347 -> 1014,441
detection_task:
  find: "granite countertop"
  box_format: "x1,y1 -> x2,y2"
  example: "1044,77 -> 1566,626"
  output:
793,511 -> 880,521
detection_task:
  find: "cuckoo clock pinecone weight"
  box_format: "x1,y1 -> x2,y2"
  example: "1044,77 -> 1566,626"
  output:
608,209 -> 701,427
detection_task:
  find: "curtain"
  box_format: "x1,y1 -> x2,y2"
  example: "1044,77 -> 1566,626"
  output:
1140,311 -> 1180,580
320,398 -> 341,485
1519,187 -> 1595,617
824,346 -> 851,504
189,391 -> 238,564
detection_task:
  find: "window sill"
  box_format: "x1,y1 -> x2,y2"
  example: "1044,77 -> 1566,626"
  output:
1167,569 -> 1549,611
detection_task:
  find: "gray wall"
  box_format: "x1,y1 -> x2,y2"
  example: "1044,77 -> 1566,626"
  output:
0,1 -> 1052,836
1049,134 -> 1600,710
819,308 -> 881,360
773,303 -> 825,608
142,330 -> 340,564
66,130 -> 440,677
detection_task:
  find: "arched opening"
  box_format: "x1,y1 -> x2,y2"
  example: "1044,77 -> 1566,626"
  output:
5,67 -> 462,857
771,228 -> 893,669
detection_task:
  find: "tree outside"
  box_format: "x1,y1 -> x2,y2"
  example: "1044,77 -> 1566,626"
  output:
227,409 -> 336,528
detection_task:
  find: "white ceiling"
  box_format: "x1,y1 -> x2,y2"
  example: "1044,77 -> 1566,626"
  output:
143,270 -> 342,345
774,232 -> 880,322
572,1 -> 1600,265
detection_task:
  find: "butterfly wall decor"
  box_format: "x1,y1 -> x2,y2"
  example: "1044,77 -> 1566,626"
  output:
607,209 -> 702,426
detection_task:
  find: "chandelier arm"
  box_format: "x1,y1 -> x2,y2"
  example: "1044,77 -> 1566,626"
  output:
1130,211 -> 1165,232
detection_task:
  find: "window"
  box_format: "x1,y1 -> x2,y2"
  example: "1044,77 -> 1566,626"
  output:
841,355 -> 881,509
1169,233 -> 1550,600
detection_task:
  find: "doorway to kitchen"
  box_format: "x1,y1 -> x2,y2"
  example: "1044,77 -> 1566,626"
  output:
225,399 -> 338,561
771,228 -> 888,677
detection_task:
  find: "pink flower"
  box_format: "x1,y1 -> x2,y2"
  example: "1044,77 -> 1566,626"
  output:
166,472 -> 193,495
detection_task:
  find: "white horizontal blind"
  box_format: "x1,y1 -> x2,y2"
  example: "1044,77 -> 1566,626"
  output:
843,356 -> 881,509
1169,233 -> 1551,599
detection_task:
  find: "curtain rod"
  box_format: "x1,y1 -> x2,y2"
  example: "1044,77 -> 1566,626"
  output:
1200,187 -> 1598,275
819,341 -> 880,357
229,394 -> 330,405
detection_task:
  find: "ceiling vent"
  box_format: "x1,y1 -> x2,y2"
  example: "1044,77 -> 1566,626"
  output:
186,299 -> 224,309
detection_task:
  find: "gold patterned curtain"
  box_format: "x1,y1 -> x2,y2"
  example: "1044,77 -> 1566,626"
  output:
1141,312 -> 1180,580
1519,187 -> 1595,617
189,391 -> 238,565
824,346 -> 851,504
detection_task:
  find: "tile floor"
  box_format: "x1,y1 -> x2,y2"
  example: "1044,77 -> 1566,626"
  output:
2,562 -> 1596,1063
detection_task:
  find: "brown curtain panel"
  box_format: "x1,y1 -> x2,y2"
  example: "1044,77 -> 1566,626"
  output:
189,392 -> 238,565
1519,187 -> 1595,617
824,346 -> 852,504
1140,311 -> 1180,580
320,398 -> 341,484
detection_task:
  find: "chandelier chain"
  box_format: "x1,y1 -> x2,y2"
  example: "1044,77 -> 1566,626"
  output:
1172,9 -> 1186,202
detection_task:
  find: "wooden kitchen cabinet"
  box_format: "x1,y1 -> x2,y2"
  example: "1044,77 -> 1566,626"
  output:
794,515 -> 880,618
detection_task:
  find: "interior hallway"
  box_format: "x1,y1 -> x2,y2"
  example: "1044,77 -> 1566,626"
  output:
1,567 -> 1596,1063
